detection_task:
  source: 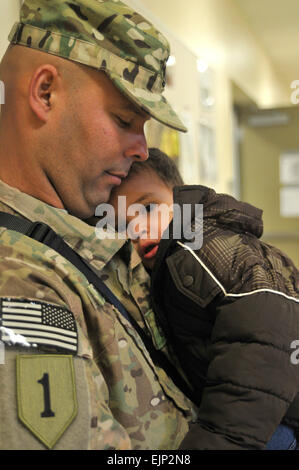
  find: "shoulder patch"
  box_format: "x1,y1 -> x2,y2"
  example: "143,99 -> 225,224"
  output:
0,298 -> 78,354
17,354 -> 78,449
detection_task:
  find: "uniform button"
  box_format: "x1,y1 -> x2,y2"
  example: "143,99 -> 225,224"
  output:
118,339 -> 128,348
150,397 -> 160,407
183,275 -> 194,287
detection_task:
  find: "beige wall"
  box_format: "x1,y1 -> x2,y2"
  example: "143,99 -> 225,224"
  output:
130,0 -> 290,108
0,0 -> 19,60
124,0 -> 293,196
239,106 -> 299,266
129,0 -> 299,263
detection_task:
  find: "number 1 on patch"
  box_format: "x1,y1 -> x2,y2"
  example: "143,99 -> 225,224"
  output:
38,373 -> 55,418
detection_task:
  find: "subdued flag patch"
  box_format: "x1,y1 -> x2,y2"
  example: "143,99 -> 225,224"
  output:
0,299 -> 78,353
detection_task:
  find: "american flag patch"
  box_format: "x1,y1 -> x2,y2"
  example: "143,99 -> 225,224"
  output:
0,299 -> 78,354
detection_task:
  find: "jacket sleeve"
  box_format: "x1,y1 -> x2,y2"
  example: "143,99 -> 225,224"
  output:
180,291 -> 299,449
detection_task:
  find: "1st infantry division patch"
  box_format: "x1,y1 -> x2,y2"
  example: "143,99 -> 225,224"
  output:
17,354 -> 78,449
0,298 -> 78,354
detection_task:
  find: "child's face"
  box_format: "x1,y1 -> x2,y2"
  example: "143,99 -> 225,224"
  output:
109,169 -> 174,270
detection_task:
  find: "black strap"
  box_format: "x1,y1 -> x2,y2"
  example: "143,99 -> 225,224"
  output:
0,211 -> 195,402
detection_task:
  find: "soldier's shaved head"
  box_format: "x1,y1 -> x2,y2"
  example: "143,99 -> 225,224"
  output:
0,45 -> 85,111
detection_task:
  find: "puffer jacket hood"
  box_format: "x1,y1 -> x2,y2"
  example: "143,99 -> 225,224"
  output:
173,184 -> 264,239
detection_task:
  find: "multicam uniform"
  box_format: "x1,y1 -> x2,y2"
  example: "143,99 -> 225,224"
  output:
0,180 -> 194,450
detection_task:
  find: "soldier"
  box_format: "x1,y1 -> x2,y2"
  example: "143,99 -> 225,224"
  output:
0,0 -> 195,450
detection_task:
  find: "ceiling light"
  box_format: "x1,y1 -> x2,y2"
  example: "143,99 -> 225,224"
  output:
197,59 -> 209,73
167,55 -> 176,67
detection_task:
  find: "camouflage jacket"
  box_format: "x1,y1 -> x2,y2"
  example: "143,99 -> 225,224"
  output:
0,179 -> 194,450
151,185 -> 299,450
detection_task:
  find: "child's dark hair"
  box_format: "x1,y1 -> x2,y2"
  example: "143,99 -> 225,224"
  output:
129,148 -> 184,189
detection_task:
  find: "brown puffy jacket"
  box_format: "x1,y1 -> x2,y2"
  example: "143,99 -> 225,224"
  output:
151,185 -> 299,450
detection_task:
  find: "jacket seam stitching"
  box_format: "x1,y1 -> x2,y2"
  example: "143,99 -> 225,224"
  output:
177,241 -> 299,304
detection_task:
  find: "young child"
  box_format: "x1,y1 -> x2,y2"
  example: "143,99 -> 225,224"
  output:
109,148 -> 299,450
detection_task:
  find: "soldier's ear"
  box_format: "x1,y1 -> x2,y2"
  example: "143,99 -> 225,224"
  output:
28,65 -> 59,122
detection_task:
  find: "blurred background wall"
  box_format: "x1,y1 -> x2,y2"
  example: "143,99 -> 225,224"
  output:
0,0 -> 20,59
1,0 -> 299,265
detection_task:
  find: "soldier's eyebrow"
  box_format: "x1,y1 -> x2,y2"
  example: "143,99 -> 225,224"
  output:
133,193 -> 157,204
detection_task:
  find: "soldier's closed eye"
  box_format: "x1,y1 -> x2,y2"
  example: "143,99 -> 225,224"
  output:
116,116 -> 132,129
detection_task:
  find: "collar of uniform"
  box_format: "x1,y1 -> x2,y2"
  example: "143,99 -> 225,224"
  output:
131,245 -> 143,270
0,179 -> 129,270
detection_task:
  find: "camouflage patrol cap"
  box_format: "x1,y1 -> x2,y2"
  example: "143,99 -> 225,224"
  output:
8,0 -> 187,133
